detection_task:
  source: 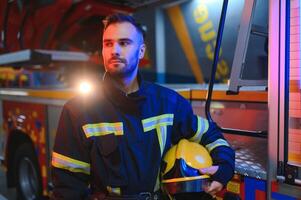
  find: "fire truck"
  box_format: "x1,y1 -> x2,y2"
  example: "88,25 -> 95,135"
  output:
0,0 -> 300,199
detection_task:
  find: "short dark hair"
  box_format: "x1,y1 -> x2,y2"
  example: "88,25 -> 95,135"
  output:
103,13 -> 146,41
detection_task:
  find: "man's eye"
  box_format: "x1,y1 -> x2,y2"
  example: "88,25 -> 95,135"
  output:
104,42 -> 112,47
120,41 -> 130,46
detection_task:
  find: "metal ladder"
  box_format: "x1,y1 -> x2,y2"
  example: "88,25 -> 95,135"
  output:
227,0 -> 268,93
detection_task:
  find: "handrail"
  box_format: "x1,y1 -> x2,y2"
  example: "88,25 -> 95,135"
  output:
205,0 -> 228,123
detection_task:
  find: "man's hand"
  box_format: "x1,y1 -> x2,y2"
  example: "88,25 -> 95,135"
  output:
199,166 -> 223,197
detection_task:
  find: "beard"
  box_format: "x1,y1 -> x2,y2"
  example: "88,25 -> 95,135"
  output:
108,60 -> 138,78
105,51 -> 140,78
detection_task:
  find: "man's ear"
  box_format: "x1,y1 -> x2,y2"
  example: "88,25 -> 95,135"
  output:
139,43 -> 146,59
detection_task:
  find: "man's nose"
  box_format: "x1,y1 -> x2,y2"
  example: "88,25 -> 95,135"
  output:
111,43 -> 121,56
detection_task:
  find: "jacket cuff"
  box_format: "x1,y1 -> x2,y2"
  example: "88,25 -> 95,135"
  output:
210,164 -> 234,186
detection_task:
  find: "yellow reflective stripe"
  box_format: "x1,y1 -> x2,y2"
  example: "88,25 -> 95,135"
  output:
107,186 -> 121,195
154,126 -> 168,192
154,171 -> 161,192
143,115 -> 171,193
142,114 -> 174,132
142,114 -> 171,155
205,139 -> 230,153
156,125 -> 168,156
189,116 -> 209,143
82,122 -> 123,138
51,152 -> 90,175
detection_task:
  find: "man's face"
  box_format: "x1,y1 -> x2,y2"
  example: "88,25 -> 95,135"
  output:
102,22 -> 145,78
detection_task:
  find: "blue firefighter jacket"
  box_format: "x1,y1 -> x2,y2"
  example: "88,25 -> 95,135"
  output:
51,74 -> 235,199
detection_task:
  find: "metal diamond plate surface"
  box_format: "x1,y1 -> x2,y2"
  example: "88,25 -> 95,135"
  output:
226,134 -> 267,179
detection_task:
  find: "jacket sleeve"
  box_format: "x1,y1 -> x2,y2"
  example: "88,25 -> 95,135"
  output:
172,96 -> 235,186
51,103 -> 90,200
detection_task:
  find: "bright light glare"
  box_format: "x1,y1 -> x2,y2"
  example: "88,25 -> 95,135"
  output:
79,81 -> 93,94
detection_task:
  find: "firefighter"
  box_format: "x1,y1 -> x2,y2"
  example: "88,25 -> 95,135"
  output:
51,13 -> 235,200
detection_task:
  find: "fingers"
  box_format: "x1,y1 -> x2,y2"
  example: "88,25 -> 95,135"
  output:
199,166 -> 222,198
203,181 -> 223,198
199,165 -> 219,175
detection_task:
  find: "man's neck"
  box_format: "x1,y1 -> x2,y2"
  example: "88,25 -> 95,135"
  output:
113,72 -> 139,95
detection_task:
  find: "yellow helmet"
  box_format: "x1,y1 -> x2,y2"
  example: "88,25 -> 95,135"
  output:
161,139 -> 212,195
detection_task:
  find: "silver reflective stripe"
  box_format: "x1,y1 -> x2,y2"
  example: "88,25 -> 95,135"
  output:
51,152 -> 90,175
189,116 -> 209,143
156,125 -> 168,156
142,114 -> 174,191
142,114 -> 173,156
107,186 -> 121,195
142,114 -> 174,132
82,122 -> 123,138
205,139 -> 230,153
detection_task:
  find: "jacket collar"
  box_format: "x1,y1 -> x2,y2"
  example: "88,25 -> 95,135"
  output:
102,72 -> 147,111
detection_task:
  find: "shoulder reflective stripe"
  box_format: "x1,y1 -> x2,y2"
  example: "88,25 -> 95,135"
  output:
142,114 -> 174,132
189,116 -> 209,143
82,122 -> 123,138
205,139 -> 230,153
51,152 -> 90,175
